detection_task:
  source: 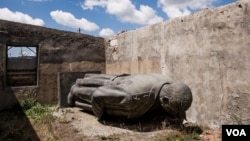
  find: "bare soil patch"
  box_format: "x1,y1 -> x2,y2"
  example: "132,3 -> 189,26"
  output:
0,106 -> 221,141
51,107 -> 221,141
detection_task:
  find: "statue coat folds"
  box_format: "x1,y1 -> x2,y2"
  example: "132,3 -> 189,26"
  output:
68,73 -> 192,123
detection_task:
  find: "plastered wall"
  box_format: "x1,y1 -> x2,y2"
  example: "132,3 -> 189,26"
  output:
105,0 -> 250,128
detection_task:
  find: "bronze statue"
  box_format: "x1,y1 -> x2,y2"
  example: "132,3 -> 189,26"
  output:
68,73 -> 192,125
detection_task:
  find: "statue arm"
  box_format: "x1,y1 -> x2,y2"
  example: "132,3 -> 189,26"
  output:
67,74 -> 119,110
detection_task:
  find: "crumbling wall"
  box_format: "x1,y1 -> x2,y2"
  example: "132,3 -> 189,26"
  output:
0,20 -> 105,109
105,0 -> 250,128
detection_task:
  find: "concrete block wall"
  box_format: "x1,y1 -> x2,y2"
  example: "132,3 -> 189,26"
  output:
0,20 -> 106,110
105,0 -> 250,128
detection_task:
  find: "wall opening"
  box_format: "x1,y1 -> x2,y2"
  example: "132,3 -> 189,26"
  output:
6,46 -> 38,87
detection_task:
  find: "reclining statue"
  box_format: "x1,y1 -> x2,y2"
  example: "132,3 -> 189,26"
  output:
68,73 -> 192,125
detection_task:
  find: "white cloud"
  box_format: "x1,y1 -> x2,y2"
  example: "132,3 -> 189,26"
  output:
82,0 -> 163,25
50,10 -> 99,31
157,0 -> 217,18
0,8 -> 44,26
99,28 -> 115,37
81,0 -> 107,10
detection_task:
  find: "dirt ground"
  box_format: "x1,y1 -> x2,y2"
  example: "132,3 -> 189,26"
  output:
0,106 -> 222,141
47,107 -> 222,141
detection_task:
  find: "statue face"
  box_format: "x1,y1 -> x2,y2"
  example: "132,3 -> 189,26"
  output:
160,85 -> 178,115
159,82 -> 192,115
160,95 -> 177,115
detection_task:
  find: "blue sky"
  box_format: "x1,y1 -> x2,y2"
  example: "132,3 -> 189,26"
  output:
1,0 -> 237,38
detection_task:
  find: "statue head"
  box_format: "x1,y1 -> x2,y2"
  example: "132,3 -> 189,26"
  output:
159,82 -> 193,116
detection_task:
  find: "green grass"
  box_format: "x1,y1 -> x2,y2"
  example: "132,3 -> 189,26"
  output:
19,97 -> 55,122
25,102 -> 50,121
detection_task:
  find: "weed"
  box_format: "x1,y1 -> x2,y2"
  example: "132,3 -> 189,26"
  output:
20,97 -> 58,140
19,96 -> 55,122
20,97 -> 37,110
25,103 -> 50,121
190,131 -> 200,140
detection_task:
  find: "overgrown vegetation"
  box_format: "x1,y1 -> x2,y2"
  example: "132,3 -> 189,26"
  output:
20,97 -> 53,121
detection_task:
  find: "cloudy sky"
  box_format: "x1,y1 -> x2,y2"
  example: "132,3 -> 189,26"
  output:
1,0 -> 237,37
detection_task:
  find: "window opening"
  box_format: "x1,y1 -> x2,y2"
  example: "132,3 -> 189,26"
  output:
6,46 -> 38,87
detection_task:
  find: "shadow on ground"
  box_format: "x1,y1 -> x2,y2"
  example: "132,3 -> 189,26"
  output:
0,88 -> 40,141
80,108 -> 203,134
